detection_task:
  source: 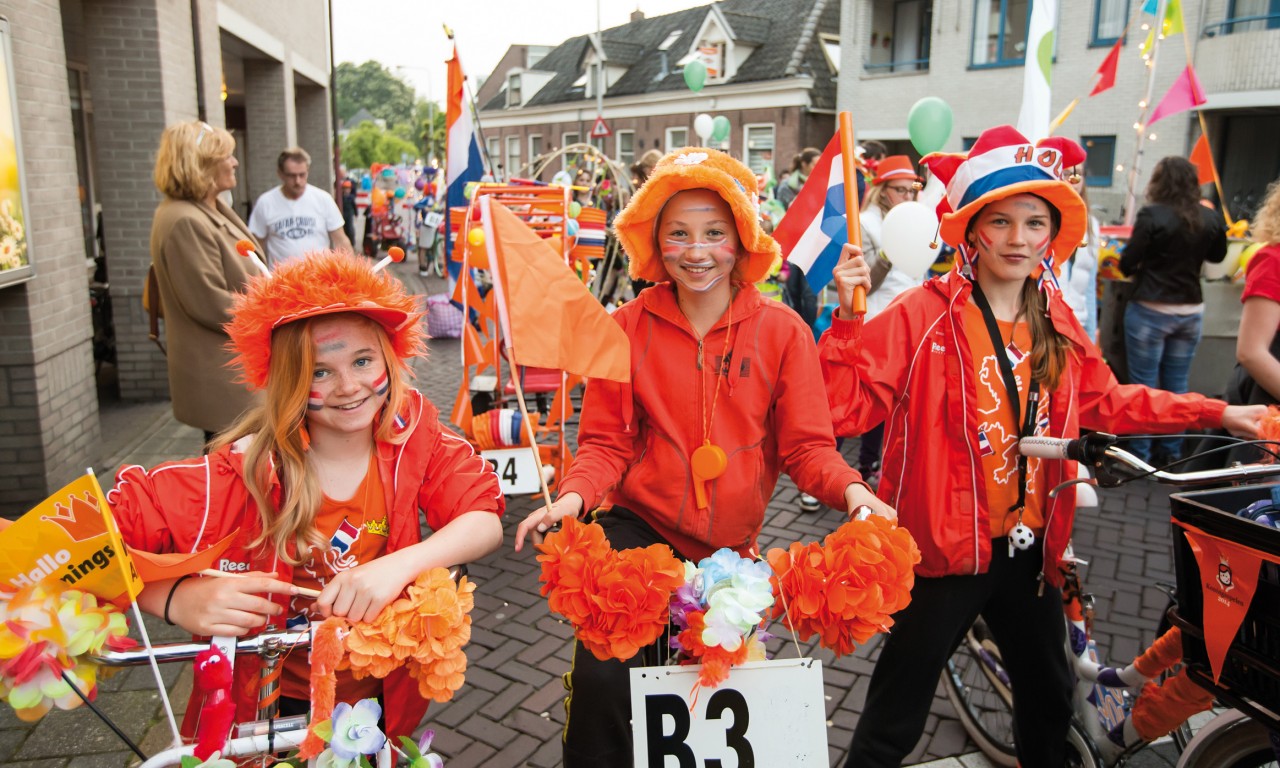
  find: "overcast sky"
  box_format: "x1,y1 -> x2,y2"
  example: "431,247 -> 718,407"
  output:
331,0 -> 709,104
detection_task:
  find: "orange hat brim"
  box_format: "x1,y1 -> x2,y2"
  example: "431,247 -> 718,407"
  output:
939,180 -> 1087,274
615,148 -> 780,285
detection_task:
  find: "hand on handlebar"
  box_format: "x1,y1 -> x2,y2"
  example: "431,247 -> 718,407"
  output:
168,572 -> 296,637
832,244 -> 871,319
1222,404 -> 1269,440
514,492 -> 584,553
314,553 -> 416,625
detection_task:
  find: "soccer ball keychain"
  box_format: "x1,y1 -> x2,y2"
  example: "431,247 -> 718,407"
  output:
1008,510 -> 1036,556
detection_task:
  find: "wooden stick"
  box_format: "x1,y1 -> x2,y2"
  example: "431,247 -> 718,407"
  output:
838,112 -> 867,315
199,568 -> 321,598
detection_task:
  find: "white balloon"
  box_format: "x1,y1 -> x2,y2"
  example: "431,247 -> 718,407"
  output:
693,113 -> 714,141
880,201 -> 940,280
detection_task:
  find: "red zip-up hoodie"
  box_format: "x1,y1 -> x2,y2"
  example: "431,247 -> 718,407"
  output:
818,271 -> 1226,587
558,282 -> 864,561
107,391 -> 503,741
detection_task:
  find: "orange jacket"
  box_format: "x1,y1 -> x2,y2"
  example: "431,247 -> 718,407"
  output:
818,271 -> 1226,586
559,283 -> 863,561
108,391 -> 503,741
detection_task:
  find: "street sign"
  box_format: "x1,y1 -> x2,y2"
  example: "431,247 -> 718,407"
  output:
630,658 -> 827,766
590,115 -> 611,138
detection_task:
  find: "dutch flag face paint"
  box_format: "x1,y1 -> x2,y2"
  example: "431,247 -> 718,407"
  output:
308,391 -> 325,411
372,370 -> 389,397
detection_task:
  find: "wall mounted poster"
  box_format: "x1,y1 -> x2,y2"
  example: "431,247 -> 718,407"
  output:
0,17 -> 33,288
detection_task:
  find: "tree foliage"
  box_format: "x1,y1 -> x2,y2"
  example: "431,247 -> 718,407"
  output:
341,121 -> 419,169
335,61 -> 415,126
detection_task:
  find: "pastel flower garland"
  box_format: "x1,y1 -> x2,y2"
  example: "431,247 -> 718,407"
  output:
0,582 -> 134,721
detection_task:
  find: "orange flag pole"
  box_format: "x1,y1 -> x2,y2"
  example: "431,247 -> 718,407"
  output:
838,112 -> 866,315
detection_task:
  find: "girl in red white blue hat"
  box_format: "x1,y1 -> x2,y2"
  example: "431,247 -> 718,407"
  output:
819,125 -> 1265,767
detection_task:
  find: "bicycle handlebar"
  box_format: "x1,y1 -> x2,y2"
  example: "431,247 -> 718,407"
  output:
93,627 -> 312,667
1019,434 -> 1280,488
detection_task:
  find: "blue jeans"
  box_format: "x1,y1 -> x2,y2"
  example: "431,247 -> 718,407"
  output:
1123,302 -> 1203,461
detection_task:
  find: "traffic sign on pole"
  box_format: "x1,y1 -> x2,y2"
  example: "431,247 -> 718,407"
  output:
590,115 -> 611,138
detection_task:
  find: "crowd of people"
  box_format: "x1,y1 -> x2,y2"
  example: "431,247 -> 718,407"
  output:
129,116 -> 1276,766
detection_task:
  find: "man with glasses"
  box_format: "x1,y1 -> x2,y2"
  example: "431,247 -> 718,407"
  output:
249,147 -> 354,267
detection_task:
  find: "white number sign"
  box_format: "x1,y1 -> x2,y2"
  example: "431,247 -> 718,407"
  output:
630,658 -> 827,767
481,448 -> 540,495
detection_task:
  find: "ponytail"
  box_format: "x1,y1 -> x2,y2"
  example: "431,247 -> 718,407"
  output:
1021,279 -> 1071,391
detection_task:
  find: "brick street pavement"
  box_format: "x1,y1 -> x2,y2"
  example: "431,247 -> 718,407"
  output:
2,261 -> 1185,767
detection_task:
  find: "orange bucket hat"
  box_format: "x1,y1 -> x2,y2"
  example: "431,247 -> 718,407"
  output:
871,155 -> 921,186
225,249 -> 425,390
921,125 -> 1087,275
615,147 -> 780,284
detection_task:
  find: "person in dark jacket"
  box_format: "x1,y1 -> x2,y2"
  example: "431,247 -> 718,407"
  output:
1120,156 -> 1228,462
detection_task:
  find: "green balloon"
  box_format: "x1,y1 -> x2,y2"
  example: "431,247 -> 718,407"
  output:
711,115 -> 731,143
568,201 -> 582,219
683,60 -> 707,92
907,97 -> 954,156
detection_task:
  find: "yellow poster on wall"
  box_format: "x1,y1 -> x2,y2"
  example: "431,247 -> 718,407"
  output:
0,473 -> 143,607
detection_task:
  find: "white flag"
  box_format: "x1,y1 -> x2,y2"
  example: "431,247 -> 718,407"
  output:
1016,0 -> 1058,141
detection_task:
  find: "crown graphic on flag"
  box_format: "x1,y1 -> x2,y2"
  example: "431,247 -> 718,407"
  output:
41,492 -> 105,544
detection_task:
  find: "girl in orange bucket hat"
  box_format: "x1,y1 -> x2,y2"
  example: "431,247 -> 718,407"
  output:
513,148 -> 890,765
820,125 -> 1264,767
107,250 -> 504,742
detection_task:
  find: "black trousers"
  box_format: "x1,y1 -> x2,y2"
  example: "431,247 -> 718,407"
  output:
846,540 -> 1073,768
562,507 -> 686,768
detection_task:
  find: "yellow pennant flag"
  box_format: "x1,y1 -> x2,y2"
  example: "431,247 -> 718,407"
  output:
0,473 -> 143,607
1050,98 -> 1081,135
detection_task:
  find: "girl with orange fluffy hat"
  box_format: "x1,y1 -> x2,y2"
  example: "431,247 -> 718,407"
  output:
512,148 -> 891,765
107,250 -> 504,742
821,125 -> 1264,766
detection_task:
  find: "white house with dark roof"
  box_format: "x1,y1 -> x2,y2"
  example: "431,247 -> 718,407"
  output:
476,0 -> 842,180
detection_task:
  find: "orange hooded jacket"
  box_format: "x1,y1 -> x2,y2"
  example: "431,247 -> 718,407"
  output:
107,391 -> 503,742
558,282 -> 864,561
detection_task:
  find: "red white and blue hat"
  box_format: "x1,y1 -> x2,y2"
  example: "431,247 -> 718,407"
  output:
921,126 -> 1087,274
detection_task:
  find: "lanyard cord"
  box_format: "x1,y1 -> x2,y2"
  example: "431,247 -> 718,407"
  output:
699,294 -> 734,446
970,283 -> 1040,518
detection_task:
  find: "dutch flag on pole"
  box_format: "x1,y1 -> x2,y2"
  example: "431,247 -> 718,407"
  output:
774,132 -> 864,293
445,42 -> 484,263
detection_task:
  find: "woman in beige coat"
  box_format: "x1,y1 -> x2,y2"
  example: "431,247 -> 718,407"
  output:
150,121 -> 261,441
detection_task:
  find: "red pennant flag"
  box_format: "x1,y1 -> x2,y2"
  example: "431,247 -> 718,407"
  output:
1090,40 -> 1122,96
1182,527 -> 1263,683
1148,65 -> 1207,126
1189,133 -> 1216,186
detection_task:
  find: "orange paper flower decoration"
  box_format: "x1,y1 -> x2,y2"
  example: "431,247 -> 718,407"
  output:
768,515 -> 920,656
537,517 -> 685,661
339,567 -> 475,702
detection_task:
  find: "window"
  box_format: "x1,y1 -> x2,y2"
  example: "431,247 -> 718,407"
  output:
1224,0 -> 1280,33
971,0 -> 1030,67
591,135 -> 607,154
506,136 -> 521,180
665,126 -> 689,152
744,124 -> 775,175
616,130 -> 635,166
486,136 -> 500,171
962,137 -> 979,151
528,134 -> 542,175
1081,135 -> 1117,187
1091,0 -> 1130,46
562,132 -> 581,171
506,73 -> 522,107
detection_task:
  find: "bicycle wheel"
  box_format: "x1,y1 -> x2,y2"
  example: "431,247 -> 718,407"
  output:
944,618 -> 1018,766
430,237 -> 446,278
944,619 -> 1104,768
1177,709 -> 1278,768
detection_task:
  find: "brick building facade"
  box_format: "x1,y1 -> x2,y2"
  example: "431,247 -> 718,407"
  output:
0,0 -> 336,512
837,0 -> 1280,223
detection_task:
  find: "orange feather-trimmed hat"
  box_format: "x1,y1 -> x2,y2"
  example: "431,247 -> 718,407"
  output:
614,147 -> 780,284
225,249 -> 425,390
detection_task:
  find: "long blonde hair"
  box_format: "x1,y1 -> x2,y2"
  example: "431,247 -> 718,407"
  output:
153,120 -> 235,201
212,315 -> 415,563
1252,179 -> 1280,244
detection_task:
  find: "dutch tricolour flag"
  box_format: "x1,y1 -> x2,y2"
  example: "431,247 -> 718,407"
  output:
445,42 -> 484,262
774,132 -> 862,293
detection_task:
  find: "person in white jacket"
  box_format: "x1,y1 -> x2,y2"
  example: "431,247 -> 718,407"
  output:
1058,165 -> 1100,341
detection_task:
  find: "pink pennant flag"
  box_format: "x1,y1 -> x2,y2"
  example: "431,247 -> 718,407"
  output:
1148,65 -> 1206,126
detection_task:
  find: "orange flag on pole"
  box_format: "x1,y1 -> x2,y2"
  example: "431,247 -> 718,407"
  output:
480,199 -> 630,383
1189,133 -> 1217,186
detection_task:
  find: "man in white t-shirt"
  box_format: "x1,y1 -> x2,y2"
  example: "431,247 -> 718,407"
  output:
248,147 -> 353,267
